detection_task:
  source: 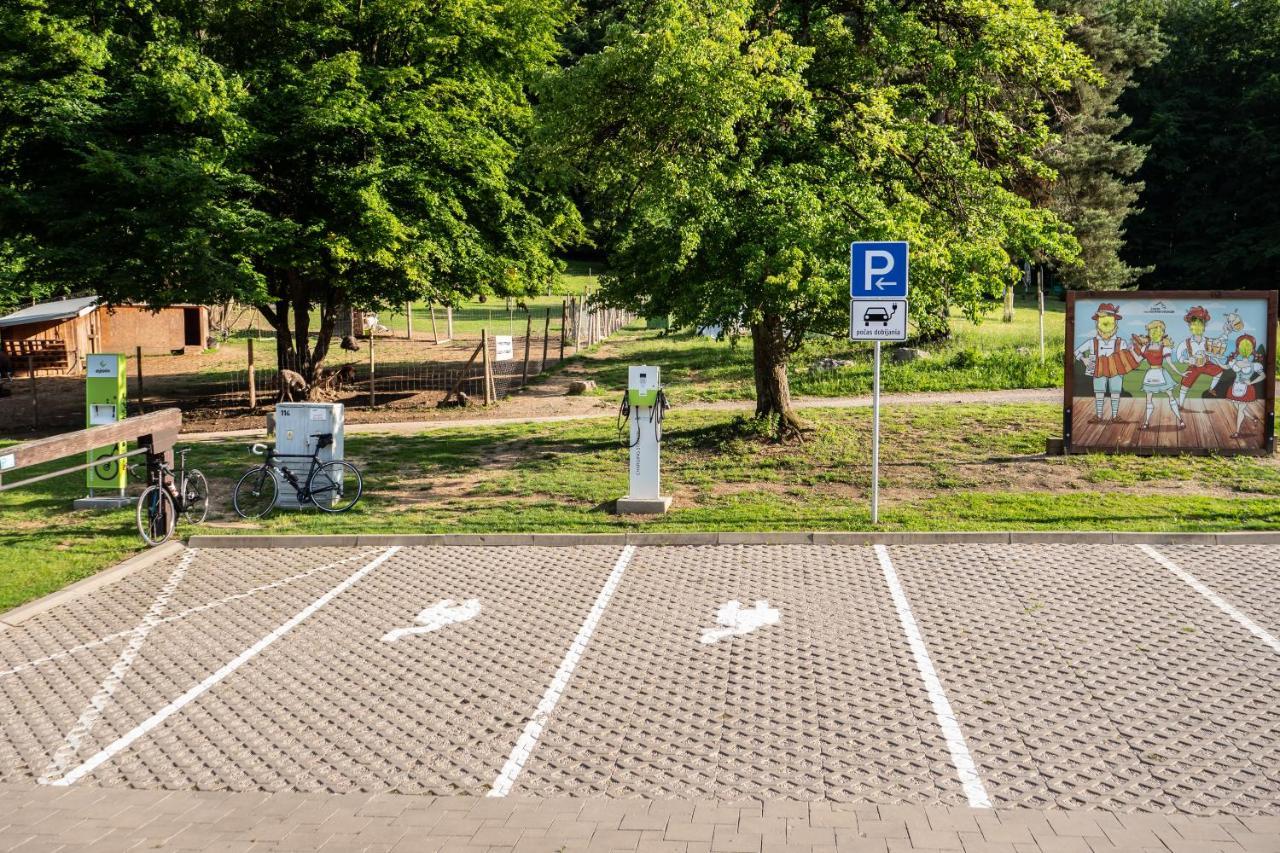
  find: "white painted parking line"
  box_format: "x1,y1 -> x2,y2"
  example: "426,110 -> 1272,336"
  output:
42,546 -> 401,787
875,544 -> 992,808
381,598 -> 481,643
488,544 -> 636,797
39,548 -> 198,784
1,550 -> 378,682
1140,544 -> 1280,655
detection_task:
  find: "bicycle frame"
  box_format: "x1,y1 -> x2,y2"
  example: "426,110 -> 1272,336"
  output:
259,448 -> 329,503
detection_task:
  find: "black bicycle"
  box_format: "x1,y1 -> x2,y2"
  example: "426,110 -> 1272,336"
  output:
232,434 -> 362,518
135,448 -> 210,546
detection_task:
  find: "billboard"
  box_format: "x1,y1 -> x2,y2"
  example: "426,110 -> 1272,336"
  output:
1065,291 -> 1276,454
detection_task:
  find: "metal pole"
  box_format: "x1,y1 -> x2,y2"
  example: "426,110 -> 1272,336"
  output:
135,346 -> 144,414
871,341 -> 881,525
28,355 -> 38,429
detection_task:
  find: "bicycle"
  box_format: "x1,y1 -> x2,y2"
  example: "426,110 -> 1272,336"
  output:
134,448 -> 210,546
232,433 -> 362,519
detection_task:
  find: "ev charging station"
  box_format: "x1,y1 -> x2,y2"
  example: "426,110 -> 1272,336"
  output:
76,353 -> 133,509
616,365 -> 672,514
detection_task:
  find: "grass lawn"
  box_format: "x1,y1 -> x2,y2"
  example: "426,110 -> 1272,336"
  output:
572,293 -> 1065,403
4,401 -> 1279,611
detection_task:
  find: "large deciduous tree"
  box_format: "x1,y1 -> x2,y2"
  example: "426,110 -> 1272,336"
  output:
0,0 -> 577,385
537,0 -> 1093,438
1121,0 -> 1280,289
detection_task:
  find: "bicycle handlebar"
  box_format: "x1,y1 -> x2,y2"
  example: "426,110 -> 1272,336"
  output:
251,443 -> 269,456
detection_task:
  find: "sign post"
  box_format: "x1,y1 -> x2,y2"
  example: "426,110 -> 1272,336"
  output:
850,241 -> 909,524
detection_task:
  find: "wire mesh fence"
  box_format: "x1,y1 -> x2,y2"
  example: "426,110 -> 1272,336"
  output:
217,300 -> 633,409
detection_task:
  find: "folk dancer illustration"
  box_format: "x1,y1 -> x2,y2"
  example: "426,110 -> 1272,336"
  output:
1072,303 -> 1139,422
1174,306 -> 1225,409
1131,320 -> 1186,430
1225,334 -> 1266,438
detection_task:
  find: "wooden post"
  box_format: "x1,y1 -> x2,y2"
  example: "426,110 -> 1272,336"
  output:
560,301 -> 567,361
247,338 -> 257,410
28,355 -> 37,429
521,313 -> 533,386
135,346 -> 145,414
369,331 -> 376,407
481,328 -> 493,405
429,303 -> 439,342
541,308 -> 551,369
406,301 -> 413,340
446,306 -> 454,339
572,297 -> 580,350
1037,265 -> 1045,363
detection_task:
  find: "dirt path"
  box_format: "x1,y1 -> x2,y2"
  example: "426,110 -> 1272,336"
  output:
184,387 -> 1058,441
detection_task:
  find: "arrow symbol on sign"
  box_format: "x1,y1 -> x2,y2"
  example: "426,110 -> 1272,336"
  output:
382,599 -> 481,643
872,277 -> 896,291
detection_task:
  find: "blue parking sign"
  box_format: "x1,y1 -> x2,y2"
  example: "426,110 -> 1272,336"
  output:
850,242 -> 909,299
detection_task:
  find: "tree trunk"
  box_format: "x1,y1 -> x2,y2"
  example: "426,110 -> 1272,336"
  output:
750,313 -> 804,441
260,272 -> 339,401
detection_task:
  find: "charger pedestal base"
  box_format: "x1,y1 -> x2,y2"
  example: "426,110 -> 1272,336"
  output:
616,495 -> 672,515
73,495 -> 133,510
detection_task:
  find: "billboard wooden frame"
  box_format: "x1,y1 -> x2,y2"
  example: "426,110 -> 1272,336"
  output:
1063,290 -> 1276,456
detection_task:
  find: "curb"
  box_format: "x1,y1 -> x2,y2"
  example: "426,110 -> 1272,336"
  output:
0,540 -> 185,629
185,531 -> 1280,548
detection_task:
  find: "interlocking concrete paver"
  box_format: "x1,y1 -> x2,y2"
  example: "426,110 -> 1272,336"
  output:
2,542 -> 1280,852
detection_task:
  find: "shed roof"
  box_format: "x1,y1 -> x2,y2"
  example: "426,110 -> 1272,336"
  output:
0,296 -> 98,329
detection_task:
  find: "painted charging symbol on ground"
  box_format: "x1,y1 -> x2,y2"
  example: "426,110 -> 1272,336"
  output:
381,598 -> 481,643
699,599 -> 781,644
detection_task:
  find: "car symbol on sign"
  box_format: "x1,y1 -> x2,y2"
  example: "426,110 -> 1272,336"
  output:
862,304 -> 897,327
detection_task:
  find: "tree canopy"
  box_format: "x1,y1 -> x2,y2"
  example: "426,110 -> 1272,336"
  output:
1121,0 -> 1280,289
537,0 -> 1094,434
0,0 -> 578,380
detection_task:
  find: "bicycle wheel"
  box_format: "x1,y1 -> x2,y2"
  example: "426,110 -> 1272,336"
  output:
307,461 -> 362,513
233,466 -> 279,519
136,485 -> 176,546
95,457 -> 119,481
182,470 -> 210,525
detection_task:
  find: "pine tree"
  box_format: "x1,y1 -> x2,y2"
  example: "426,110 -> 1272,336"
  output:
1035,0 -> 1165,291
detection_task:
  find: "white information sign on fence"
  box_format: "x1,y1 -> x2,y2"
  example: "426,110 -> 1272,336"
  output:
495,335 -> 514,361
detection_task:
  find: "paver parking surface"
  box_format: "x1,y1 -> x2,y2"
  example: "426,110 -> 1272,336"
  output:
889,543 -> 1280,814
0,540 -> 1277,844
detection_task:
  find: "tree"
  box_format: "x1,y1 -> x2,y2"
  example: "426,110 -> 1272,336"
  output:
1034,0 -> 1165,291
0,0 -> 578,386
537,0 -> 1092,437
1121,0 -> 1280,289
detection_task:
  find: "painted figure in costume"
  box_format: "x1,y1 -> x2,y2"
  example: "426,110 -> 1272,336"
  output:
1225,334 -> 1266,438
1072,303 -> 1139,422
1130,319 -> 1186,430
1174,306 -> 1225,409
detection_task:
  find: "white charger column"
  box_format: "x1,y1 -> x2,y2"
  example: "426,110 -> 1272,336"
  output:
616,365 -> 671,514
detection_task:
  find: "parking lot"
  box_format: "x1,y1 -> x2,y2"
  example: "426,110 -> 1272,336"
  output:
1,540 -> 1278,850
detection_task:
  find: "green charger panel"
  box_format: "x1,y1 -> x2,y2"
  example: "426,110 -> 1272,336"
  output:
628,388 -> 659,406
86,353 -> 127,490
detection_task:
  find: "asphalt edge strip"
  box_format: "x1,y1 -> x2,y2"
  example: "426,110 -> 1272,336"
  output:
186,531 -> 1280,548
0,541 -> 185,630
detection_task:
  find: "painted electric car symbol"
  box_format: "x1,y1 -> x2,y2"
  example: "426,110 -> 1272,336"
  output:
862,304 -> 898,327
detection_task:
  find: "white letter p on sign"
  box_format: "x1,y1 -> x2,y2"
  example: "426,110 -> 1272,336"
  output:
864,250 -> 895,291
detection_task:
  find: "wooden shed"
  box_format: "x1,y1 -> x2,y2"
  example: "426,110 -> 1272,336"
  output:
0,297 -> 208,375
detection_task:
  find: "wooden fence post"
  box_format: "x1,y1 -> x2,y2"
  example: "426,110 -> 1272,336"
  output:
247,338 -> 257,410
429,303 -> 439,342
572,297 -> 580,351
521,313 -> 533,386
481,328 -> 493,405
446,306 -> 454,340
28,355 -> 38,429
560,301 -> 567,361
541,308 -> 550,369
406,301 -> 413,340
135,346 -> 145,414
369,332 -> 376,407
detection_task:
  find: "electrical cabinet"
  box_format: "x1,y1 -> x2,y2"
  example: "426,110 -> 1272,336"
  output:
273,403 -> 345,508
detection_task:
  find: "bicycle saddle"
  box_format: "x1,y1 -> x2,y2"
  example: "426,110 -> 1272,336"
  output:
316,433 -> 334,449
